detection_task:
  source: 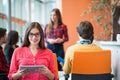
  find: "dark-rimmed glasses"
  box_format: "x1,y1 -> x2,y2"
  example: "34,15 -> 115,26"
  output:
29,32 -> 40,38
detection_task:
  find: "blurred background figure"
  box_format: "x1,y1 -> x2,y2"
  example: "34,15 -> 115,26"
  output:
0,28 -> 9,80
44,8 -> 69,71
4,30 -> 19,65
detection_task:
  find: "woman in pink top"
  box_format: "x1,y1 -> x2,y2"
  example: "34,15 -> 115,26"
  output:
8,22 -> 58,80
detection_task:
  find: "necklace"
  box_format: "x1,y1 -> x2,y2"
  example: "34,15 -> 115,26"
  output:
77,40 -> 91,44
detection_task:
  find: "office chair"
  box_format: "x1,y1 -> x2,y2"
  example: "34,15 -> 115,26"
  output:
71,50 -> 114,80
53,53 -> 59,79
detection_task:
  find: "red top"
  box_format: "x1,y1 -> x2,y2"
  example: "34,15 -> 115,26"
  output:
0,46 -> 9,73
8,47 -> 58,80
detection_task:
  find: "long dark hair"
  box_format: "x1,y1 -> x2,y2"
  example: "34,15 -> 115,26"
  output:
6,30 -> 19,45
22,22 -> 46,49
46,8 -> 63,34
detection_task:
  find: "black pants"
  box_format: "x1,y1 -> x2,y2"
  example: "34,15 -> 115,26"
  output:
47,43 -> 64,71
0,76 -> 9,80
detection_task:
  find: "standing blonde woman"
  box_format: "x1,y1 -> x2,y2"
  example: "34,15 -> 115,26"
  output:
44,8 -> 69,71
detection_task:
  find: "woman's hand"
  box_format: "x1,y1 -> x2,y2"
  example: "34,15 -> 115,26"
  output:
12,69 -> 29,80
47,39 -> 56,44
36,67 -> 55,80
18,69 -> 29,76
35,66 -> 48,74
56,38 -> 63,43
47,38 -> 63,44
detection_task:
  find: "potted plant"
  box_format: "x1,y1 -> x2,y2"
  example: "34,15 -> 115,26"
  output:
80,0 -> 120,41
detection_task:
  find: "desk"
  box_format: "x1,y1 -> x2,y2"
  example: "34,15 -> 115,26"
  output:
96,41 -> 120,80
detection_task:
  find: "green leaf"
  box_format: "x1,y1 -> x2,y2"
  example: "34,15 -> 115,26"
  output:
94,16 -> 103,22
80,10 -> 88,16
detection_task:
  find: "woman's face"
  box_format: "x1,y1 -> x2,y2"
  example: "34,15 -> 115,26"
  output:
28,28 -> 40,46
51,11 -> 58,23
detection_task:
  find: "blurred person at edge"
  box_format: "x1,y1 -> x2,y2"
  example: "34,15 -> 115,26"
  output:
44,8 -> 69,71
0,28 -> 9,80
8,22 -> 58,80
4,30 -> 19,65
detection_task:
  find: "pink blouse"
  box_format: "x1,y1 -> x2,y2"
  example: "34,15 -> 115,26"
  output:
8,47 -> 58,80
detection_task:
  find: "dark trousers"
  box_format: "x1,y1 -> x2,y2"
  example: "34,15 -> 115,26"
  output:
47,43 -> 64,71
0,76 -> 9,80
72,73 -> 114,80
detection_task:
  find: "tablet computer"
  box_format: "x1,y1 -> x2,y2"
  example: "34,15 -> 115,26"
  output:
20,65 -> 45,72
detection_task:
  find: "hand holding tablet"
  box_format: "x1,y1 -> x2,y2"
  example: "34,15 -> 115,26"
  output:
20,65 -> 45,72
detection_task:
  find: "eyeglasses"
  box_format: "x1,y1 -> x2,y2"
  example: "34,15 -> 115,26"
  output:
29,32 -> 40,37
